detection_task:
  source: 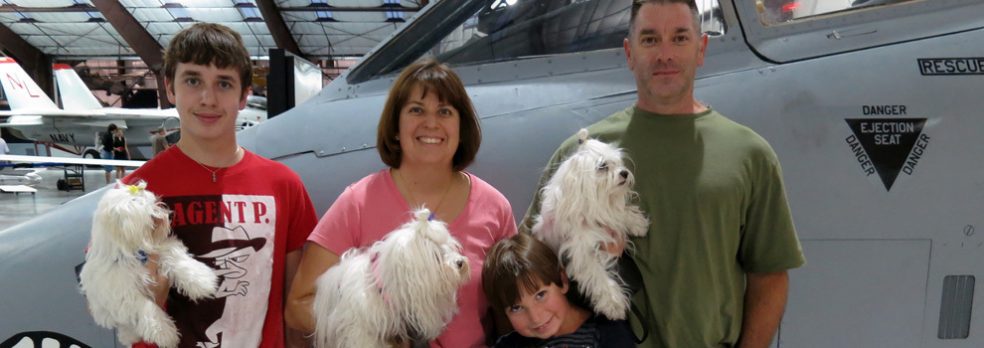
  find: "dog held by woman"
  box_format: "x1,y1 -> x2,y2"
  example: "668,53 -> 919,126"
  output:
313,208 -> 470,348
80,181 -> 217,348
532,129 -> 650,320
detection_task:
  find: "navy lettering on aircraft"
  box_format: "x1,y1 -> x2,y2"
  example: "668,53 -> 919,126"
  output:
845,113 -> 929,191
48,133 -> 77,145
918,58 -> 984,75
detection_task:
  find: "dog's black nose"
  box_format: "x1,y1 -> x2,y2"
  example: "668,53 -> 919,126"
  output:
619,170 -> 629,179
456,259 -> 465,269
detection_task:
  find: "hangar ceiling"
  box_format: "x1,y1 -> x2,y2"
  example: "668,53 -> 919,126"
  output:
0,0 -> 426,106
0,0 -> 424,59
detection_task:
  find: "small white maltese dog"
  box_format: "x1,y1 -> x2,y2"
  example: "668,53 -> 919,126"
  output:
533,129 -> 649,320
313,208 -> 470,348
79,181 -> 218,348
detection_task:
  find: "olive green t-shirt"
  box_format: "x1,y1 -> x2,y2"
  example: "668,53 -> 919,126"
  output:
521,106 -> 805,348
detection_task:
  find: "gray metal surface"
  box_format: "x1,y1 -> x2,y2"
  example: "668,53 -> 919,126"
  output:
2,0 -> 984,346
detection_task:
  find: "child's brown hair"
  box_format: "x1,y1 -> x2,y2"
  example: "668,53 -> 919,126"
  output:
482,233 -> 564,313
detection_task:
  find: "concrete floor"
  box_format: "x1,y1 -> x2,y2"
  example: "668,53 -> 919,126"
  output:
0,166 -> 126,230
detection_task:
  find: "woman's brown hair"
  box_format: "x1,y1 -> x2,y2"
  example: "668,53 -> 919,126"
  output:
376,58 -> 481,171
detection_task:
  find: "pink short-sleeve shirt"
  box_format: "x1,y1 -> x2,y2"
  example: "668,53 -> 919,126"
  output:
309,169 -> 517,347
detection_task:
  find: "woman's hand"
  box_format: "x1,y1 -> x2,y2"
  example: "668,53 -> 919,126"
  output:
285,243 -> 341,333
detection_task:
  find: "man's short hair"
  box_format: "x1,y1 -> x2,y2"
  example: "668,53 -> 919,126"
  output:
376,58 -> 481,171
630,0 -> 701,35
162,23 -> 252,94
482,233 -> 565,314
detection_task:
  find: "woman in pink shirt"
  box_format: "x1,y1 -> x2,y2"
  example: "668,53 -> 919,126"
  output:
286,58 -> 517,347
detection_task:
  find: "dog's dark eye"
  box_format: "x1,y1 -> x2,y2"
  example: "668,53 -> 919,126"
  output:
597,162 -> 609,172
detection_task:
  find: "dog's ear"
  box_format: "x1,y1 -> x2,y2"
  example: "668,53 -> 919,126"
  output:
577,128 -> 589,145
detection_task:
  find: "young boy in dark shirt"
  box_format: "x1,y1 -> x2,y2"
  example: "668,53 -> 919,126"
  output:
483,233 -> 636,348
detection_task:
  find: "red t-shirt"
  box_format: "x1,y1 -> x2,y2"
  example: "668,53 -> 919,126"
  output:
125,146 -> 317,348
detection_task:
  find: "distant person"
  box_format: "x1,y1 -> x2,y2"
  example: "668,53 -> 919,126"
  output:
0,134 -> 9,166
483,233 -> 636,347
100,123 -> 118,184
520,1 -> 805,347
118,22 -> 318,347
151,127 -> 170,156
111,127 -> 129,179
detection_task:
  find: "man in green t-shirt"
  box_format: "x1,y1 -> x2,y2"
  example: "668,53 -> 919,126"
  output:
519,1 -> 805,347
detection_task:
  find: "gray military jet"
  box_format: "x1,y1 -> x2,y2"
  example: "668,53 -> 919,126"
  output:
2,0 -> 982,347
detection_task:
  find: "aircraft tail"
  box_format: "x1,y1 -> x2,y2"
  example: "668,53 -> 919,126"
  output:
53,64 -> 104,111
0,57 -> 59,111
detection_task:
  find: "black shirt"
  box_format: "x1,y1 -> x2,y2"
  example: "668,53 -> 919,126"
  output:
492,315 -> 636,348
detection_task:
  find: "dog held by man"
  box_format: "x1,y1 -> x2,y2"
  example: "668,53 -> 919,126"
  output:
532,129 -> 649,320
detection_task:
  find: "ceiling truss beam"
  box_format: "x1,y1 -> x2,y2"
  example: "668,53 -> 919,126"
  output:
90,0 -> 170,108
0,23 -> 52,98
255,0 -> 306,60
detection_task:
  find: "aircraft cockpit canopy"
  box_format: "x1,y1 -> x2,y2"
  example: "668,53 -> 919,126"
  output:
757,0 -> 920,25
351,0 -> 727,83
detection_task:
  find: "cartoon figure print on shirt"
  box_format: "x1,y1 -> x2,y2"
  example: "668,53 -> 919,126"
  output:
165,194 -> 277,348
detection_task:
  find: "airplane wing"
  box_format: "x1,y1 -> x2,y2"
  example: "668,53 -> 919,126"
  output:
0,108 -> 175,120
0,115 -> 43,126
0,109 -> 100,117
0,59 -> 176,122
0,154 -> 146,168
101,107 -> 178,119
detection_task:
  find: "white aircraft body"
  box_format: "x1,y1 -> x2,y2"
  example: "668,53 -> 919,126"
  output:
0,168 -> 42,187
0,57 -> 175,159
0,60 -> 266,160
1,0 -> 983,347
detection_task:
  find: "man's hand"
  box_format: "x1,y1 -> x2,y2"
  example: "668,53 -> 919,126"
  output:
600,228 -> 626,256
145,253 -> 170,307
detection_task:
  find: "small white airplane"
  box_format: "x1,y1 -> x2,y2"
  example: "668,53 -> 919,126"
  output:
0,167 -> 42,187
0,57 -> 176,159
0,59 -> 267,159
55,63 -> 267,130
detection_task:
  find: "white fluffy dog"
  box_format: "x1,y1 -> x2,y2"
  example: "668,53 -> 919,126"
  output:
313,208 -> 470,348
532,129 -> 649,320
79,181 -> 218,348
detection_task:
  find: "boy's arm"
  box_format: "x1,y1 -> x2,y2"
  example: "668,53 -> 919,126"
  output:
284,249 -> 308,347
